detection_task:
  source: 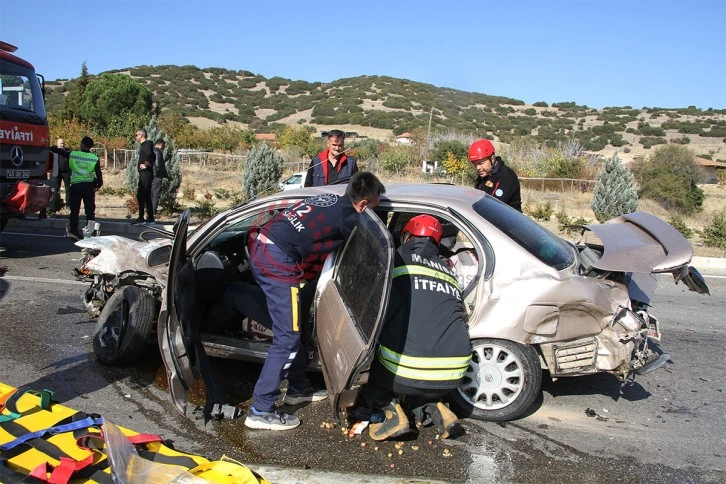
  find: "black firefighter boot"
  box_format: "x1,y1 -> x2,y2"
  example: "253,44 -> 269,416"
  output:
368,400 -> 411,441
425,402 -> 464,439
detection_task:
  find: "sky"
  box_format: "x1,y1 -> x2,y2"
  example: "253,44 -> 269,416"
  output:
1,0 -> 724,110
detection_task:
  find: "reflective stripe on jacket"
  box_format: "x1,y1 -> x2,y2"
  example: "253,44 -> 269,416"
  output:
377,344 -> 470,381
69,150 -> 99,184
376,238 -> 472,390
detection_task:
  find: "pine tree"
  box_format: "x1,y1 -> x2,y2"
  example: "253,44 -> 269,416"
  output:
243,142 -> 283,201
159,140 -> 182,213
126,116 -> 181,214
62,62 -> 90,121
590,153 -> 639,222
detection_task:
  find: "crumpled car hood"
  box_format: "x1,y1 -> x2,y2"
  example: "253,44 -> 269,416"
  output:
75,235 -> 170,279
581,212 -> 694,273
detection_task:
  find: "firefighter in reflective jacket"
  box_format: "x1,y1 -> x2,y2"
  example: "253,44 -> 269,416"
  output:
363,215 -> 472,441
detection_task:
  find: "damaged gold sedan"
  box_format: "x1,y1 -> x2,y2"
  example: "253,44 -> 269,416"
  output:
76,183 -> 709,422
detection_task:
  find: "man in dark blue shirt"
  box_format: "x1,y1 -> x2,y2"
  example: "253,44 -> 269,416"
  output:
244,171 -> 386,431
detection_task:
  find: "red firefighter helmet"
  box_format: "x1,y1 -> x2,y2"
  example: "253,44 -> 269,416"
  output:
402,215 -> 443,244
468,139 -> 495,162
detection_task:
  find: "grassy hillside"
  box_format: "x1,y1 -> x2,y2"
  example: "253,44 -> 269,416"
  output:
45,64 -> 726,162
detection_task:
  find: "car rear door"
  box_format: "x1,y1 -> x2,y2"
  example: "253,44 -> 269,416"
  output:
316,211 -> 395,421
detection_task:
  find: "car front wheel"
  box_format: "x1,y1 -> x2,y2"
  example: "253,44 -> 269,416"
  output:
451,338 -> 542,421
92,286 -> 155,366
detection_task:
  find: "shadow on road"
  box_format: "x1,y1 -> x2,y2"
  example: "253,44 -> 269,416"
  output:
542,371 -> 652,402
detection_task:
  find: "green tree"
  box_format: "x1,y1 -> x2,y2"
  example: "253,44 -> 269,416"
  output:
590,154 -> 639,222
243,142 -> 283,200
277,125 -> 317,157
379,145 -> 417,174
431,140 -> 468,163
442,151 -> 471,178
61,62 -> 90,121
79,74 -> 153,131
632,145 -> 704,214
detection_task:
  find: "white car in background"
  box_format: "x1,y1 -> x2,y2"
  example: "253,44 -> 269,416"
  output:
278,171 -> 307,191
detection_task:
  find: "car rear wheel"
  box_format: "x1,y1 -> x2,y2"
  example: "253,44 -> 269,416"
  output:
451,338 -> 542,421
92,286 -> 155,366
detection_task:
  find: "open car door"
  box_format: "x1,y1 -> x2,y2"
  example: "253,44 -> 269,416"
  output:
316,211 -> 395,422
158,210 -> 234,419
158,210 -> 196,415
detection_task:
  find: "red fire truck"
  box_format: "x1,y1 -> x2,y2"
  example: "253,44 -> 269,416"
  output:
0,41 -> 53,231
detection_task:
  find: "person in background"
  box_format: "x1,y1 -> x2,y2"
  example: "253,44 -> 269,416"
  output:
52,138 -> 70,211
244,171 -> 385,431
361,215 -> 471,441
469,139 -> 522,212
51,136 -> 102,240
304,129 -> 358,187
132,129 -> 155,224
151,138 -> 167,218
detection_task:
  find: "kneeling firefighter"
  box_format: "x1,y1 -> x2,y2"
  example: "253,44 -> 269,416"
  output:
361,215 -> 472,440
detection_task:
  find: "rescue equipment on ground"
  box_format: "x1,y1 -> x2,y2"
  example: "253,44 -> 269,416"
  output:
0,381 -> 268,483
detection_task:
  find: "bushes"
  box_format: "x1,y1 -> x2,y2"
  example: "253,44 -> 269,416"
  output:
669,215 -> 693,238
527,201 -> 553,221
378,145 -> 418,174
702,211 -> 726,253
632,145 -> 704,215
431,140 -> 468,163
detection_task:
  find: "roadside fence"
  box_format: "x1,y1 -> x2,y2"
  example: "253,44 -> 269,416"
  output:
91,149 -> 598,193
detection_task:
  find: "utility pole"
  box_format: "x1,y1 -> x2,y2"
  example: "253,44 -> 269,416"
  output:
426,105 -> 434,159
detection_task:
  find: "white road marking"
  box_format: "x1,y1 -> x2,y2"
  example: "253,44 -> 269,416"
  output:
2,275 -> 88,286
1,231 -> 68,238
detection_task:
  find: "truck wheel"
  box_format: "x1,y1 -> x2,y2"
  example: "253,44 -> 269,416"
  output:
92,286 -> 155,366
450,339 -> 542,421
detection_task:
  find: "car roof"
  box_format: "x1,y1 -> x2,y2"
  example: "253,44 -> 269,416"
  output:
279,182 -> 484,212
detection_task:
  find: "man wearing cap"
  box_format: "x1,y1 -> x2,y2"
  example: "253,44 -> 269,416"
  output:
468,139 -> 522,212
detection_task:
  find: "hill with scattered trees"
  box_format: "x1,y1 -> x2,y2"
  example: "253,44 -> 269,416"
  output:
45,64 -> 726,162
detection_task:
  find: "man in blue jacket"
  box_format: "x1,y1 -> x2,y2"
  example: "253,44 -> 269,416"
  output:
245,171 -> 385,431
304,129 -> 358,187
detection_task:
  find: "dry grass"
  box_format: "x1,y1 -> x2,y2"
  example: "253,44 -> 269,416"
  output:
88,165 -> 725,257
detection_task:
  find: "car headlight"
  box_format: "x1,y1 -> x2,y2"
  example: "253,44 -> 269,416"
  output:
148,245 -> 172,267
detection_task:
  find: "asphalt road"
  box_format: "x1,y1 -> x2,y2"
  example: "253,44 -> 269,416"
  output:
1,231 -> 724,483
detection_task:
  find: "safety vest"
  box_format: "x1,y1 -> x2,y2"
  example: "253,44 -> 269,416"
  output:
68,150 -> 98,184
